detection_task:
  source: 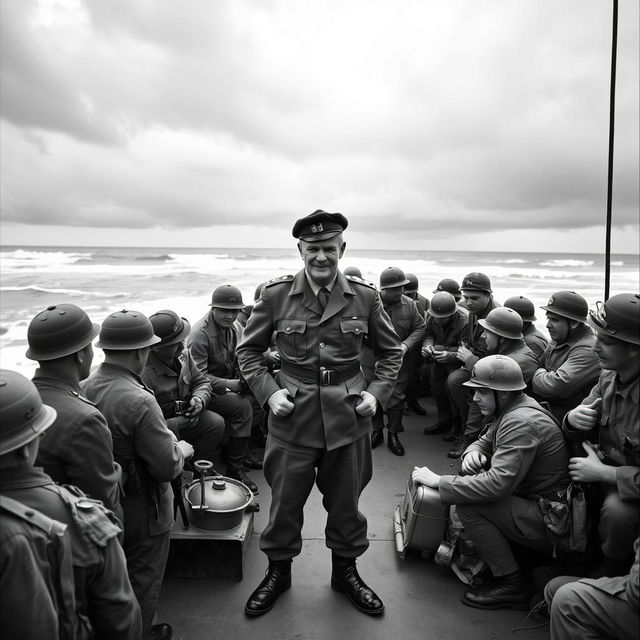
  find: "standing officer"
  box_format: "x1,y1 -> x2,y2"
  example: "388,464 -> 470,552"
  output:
0,369 -> 142,640
187,285 -> 259,493
371,267 -> 426,456
83,310 -> 192,640
142,309 -> 225,464
25,303 -> 122,520
237,210 -> 403,617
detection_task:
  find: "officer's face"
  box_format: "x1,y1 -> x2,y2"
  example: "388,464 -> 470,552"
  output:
473,388 -> 496,417
545,313 -> 571,343
298,237 -> 345,286
480,329 -> 499,352
593,331 -> 633,371
380,286 -> 403,306
212,307 -> 240,328
462,291 -> 490,314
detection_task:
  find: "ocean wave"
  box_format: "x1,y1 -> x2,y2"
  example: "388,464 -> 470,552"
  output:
0,286 -> 128,298
501,259 -> 527,264
539,259 -> 595,268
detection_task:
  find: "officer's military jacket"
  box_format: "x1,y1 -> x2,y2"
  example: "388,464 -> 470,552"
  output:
523,324 -> 550,360
83,363 -> 184,535
1,468 -> 142,640
188,311 -> 241,394
460,298 -> 501,357
141,348 -> 211,417
237,270 -> 403,450
532,323 -> 601,422
33,370 -> 121,518
439,393 -> 570,503
563,370 -> 639,501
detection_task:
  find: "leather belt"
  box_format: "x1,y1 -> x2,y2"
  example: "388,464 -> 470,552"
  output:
281,361 -> 361,386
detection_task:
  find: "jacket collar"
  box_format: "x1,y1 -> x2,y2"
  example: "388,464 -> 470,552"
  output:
290,269 -> 356,320
32,369 -> 81,393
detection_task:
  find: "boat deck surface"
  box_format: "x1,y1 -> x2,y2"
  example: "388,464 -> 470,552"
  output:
159,397 -> 550,640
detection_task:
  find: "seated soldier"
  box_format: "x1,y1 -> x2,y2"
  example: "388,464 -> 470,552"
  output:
422,291 -> 468,438
142,310 -> 225,466
413,355 -> 570,609
563,293 -> 640,577
404,273 -> 429,416
447,307 -> 539,459
544,536 -> 639,640
503,296 -> 549,359
531,291 -> 601,422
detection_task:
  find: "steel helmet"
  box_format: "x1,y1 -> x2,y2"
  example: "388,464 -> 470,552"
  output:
26,303 -> 100,361
210,285 -> 245,310
503,296 -> 537,322
405,273 -> 419,293
463,355 -> 526,391
461,272 -> 492,294
429,292 -> 457,318
343,266 -> 363,279
0,369 -> 57,456
379,267 -> 410,290
541,291 -> 588,324
478,307 -> 524,340
589,293 -> 640,345
433,278 -> 462,297
149,310 -> 191,346
95,309 -> 161,350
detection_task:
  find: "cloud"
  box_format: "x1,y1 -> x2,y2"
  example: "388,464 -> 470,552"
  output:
0,0 -> 638,248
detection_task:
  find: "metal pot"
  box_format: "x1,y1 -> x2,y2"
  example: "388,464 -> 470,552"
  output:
185,460 -> 252,531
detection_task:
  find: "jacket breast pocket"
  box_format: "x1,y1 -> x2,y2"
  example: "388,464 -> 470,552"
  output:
339,318 -> 368,353
276,319 -> 307,359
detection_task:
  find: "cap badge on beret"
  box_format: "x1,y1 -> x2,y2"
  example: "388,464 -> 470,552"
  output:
310,223 -> 324,234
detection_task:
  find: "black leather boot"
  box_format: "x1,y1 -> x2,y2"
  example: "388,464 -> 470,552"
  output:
245,560 -> 292,616
386,409 -> 405,456
461,571 -> 529,610
331,555 -> 384,615
225,437 -> 259,494
370,429 -> 384,449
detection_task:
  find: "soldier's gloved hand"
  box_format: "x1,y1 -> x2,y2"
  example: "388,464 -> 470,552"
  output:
567,398 -> 602,431
177,440 -> 195,460
460,450 -> 487,475
355,390 -> 377,417
268,388 -> 295,417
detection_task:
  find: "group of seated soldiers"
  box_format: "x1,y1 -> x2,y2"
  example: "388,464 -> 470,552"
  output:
0,267 -> 638,640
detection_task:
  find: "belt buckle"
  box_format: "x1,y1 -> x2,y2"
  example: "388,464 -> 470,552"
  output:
320,369 -> 335,386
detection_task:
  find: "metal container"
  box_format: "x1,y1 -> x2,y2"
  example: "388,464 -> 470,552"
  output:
185,461 -> 252,531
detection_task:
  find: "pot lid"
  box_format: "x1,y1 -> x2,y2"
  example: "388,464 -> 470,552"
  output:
186,475 -> 251,512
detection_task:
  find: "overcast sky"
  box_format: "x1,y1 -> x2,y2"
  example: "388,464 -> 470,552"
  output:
1,0 -> 638,252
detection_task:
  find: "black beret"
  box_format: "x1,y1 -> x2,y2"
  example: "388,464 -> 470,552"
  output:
292,209 -> 348,241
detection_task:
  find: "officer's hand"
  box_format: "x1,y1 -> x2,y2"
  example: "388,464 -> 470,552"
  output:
567,398 -> 602,431
177,440 -> 195,460
268,388 -> 295,417
460,450 -> 487,475
412,466 -> 441,489
355,390 -> 377,416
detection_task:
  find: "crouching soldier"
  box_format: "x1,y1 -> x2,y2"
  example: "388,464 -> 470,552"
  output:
0,369 -> 142,640
563,293 -> 640,577
413,355 -> 570,609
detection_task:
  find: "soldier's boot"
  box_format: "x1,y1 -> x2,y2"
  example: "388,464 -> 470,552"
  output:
442,417 -> 463,442
386,408 -> 405,456
245,559 -> 292,616
461,571 -> 529,610
331,554 -> 385,615
225,437 -> 259,494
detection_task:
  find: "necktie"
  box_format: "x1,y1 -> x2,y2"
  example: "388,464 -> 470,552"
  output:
318,287 -> 330,310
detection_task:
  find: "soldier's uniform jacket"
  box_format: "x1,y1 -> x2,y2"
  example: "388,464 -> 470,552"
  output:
141,348 -> 211,418
32,370 -> 121,517
460,298 -> 501,357
188,311 -> 241,394
0,495 -> 75,640
563,370 -> 639,501
523,324 -> 549,360
83,363 -> 184,536
423,308 -> 471,365
439,393 -> 570,503
383,294 -> 426,353
532,323 -> 601,422
1,468 -> 142,640
237,270 -> 403,450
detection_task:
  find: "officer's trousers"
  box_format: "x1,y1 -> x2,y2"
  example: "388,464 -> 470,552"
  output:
260,433 -> 372,561
208,391 -> 252,438
457,496 -> 554,576
545,575 -> 639,640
